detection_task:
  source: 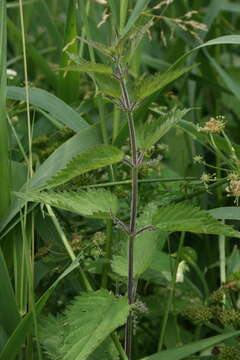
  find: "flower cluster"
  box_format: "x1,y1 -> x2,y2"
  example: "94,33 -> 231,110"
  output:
198,115 -> 226,134
200,172 -> 216,189
226,174 -> 240,205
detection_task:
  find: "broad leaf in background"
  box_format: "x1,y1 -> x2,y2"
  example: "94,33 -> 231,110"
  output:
40,290 -> 129,360
7,87 -> 88,132
0,126 -> 101,234
152,203 -> 240,238
140,331 -> 240,360
17,189 -> 119,219
209,207 -> 240,220
45,145 -> 123,189
112,204 -> 161,277
135,66 -> 194,100
136,109 -> 190,150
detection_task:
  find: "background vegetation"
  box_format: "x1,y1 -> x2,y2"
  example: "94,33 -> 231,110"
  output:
2,0 -> 240,359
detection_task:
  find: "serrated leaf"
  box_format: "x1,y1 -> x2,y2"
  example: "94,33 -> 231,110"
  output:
45,145 -> 123,189
136,109 -> 190,150
135,66 -> 194,100
112,204 -> 161,277
60,63 -> 113,75
65,53 -> 120,98
152,203 -> 240,238
16,189 -> 118,219
55,290 -> 129,360
140,331 -> 240,360
94,73 -> 121,98
39,316 -> 118,360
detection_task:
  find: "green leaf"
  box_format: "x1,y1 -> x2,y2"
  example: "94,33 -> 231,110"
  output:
208,207 -> 240,220
7,17 -> 58,89
205,52 -> 240,102
94,73 -> 121,97
39,314 -> 119,360
135,65 -> 194,100
60,63 -> 113,74
16,189 -> 119,219
45,145 -> 123,189
140,331 -> 240,360
57,0 -> 79,103
0,248 -> 20,339
0,0 -> 11,222
0,259 -> 80,360
65,53 -> 120,98
0,125 -> 101,235
152,203 -> 240,238
137,109 -> 190,150
77,36 -> 113,57
7,86 -> 88,132
170,35 -> 240,72
42,290 -> 129,360
112,204 -> 160,277
122,0 -> 151,36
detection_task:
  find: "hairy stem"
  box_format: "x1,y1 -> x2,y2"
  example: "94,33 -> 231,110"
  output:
116,63 -> 138,359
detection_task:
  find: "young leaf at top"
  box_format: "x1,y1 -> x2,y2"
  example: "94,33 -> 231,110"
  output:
16,189 -> 119,219
76,36 -> 114,57
152,203 -> 240,238
40,290 -> 129,360
135,65 -> 195,100
136,108 -> 190,151
45,144 -> 123,189
66,53 -> 121,98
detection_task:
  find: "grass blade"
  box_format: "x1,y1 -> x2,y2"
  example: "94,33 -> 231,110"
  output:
57,0 -> 79,103
0,0 -> 11,221
7,86 -> 89,132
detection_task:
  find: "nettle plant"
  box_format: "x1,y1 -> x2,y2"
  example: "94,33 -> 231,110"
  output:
14,24 -> 240,360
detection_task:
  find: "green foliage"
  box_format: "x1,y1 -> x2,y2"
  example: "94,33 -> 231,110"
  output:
3,2 -> 240,359
60,63 -> 113,75
152,203 -> 240,238
140,331 -> 240,360
112,204 -> 160,278
0,260 -> 80,360
7,86 -> 88,132
136,109 -> 190,150
135,66 -> 194,100
0,0 -> 10,220
17,189 -> 119,219
57,0 -> 79,103
122,0 -> 151,36
39,290 -> 129,360
45,145 -> 123,189
0,248 -> 20,338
